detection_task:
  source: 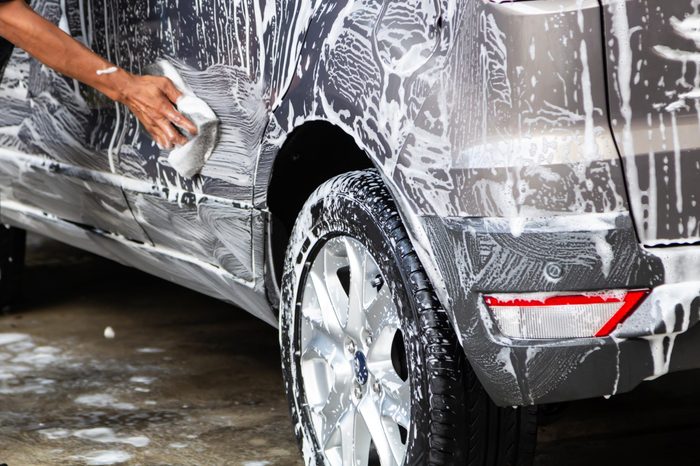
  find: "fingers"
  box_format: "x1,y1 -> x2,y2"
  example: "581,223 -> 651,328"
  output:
139,113 -> 185,149
158,116 -> 187,147
159,77 -> 182,103
139,114 -> 177,149
149,126 -> 167,149
158,77 -> 198,136
122,74 -> 199,147
164,105 -> 198,136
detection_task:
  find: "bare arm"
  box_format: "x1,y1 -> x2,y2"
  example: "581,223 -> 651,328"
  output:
0,0 -> 197,148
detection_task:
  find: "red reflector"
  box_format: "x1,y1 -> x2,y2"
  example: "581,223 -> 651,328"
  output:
484,290 -> 649,339
592,290 -> 649,336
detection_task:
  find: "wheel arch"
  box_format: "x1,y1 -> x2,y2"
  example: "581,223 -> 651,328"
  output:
264,120 -> 375,291
261,119 -> 451,317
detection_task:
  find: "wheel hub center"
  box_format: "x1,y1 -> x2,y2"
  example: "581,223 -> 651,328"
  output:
353,351 -> 369,386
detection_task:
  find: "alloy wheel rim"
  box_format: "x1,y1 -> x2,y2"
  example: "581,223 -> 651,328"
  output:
299,236 -> 410,466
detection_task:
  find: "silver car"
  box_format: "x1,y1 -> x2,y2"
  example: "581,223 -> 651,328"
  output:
0,0 -> 697,465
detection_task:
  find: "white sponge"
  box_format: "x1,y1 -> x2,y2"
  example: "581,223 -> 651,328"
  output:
147,60 -> 220,179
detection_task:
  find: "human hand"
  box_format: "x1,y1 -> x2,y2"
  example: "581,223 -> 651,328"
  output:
117,72 -> 198,149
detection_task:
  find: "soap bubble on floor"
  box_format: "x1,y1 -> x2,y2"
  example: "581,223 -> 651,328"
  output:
0,332 -> 63,394
74,393 -> 136,411
71,450 -> 132,465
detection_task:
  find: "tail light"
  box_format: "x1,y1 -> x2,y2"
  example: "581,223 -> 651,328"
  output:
483,290 -> 649,339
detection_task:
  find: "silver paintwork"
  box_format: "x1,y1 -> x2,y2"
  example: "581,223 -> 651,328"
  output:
299,237 -> 409,466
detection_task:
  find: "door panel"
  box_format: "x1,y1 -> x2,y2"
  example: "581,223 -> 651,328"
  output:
111,1 -> 259,282
0,0 -> 148,242
603,0 -> 700,245
111,0 -> 315,284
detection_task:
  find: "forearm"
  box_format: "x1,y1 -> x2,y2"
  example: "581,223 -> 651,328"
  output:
0,0 -> 197,148
0,0 -> 131,102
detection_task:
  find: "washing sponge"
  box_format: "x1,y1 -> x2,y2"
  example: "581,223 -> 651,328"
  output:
146,60 -> 220,179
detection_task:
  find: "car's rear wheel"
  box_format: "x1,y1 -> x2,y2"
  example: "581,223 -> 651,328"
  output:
0,225 -> 25,311
280,170 -> 536,466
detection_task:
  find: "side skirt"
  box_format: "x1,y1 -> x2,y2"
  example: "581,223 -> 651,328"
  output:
0,200 -> 276,326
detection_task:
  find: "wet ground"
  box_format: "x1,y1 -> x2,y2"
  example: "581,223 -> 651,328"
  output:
1,235 -> 700,465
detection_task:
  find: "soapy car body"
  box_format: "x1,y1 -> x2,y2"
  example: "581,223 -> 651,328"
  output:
0,0 -> 698,442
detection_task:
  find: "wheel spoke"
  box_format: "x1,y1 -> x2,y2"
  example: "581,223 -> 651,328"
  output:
323,241 -> 352,325
365,286 -> 399,337
358,396 -> 403,466
300,352 -> 333,410
366,327 -> 405,391
317,384 -> 354,449
330,406 -> 370,466
301,333 -> 349,402
382,380 -> 411,429
309,267 -> 345,339
366,326 -> 396,368
301,326 -> 343,364
343,237 -> 369,341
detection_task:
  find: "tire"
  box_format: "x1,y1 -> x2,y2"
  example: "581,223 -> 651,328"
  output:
465,367 -> 538,466
0,225 -> 25,311
279,170 -> 536,466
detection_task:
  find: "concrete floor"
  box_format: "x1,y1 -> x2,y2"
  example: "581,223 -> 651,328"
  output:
1,236 -> 700,466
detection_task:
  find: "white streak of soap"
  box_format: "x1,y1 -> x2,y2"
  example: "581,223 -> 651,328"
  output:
579,38 -> 597,159
593,232 -> 613,277
497,347 -> 517,378
670,12 -> 700,48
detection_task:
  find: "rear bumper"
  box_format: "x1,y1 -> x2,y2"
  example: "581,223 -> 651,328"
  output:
421,212 -> 700,406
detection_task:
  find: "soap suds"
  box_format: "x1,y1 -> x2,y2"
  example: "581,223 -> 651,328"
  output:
74,394 -> 136,411
129,376 -> 155,385
71,450 -> 132,466
73,427 -> 149,448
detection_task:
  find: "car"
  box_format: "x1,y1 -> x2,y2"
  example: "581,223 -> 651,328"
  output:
1,0 -> 698,464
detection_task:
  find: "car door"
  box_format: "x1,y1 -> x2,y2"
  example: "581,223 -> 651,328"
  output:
0,0 -> 148,243
110,1 -> 315,285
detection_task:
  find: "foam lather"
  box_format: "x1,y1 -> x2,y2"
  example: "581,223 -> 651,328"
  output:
146,60 -> 220,179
